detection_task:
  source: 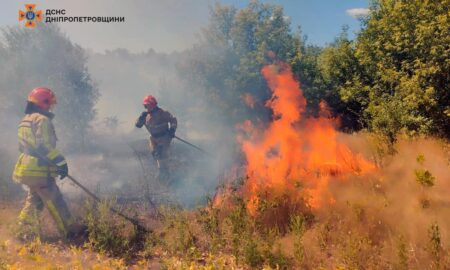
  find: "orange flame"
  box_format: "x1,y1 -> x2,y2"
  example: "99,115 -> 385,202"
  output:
237,63 -> 375,215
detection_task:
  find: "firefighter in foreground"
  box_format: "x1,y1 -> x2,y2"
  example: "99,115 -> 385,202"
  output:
135,95 -> 177,182
13,87 -> 83,240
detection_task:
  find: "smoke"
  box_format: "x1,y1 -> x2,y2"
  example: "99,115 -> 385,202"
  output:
213,62 -> 450,265
0,8 -> 237,208
84,45 -> 236,207
231,63 -> 375,224
307,136 -> 449,266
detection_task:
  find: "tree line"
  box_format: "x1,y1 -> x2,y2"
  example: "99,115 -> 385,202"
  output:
181,0 -> 449,147
0,0 -> 448,152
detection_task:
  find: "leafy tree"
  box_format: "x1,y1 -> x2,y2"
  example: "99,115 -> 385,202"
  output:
317,27 -> 367,130
0,24 -> 99,149
179,1 -> 312,129
342,0 -> 450,141
289,30 -> 325,116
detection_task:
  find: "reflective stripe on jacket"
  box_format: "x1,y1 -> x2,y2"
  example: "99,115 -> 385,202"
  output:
13,112 -> 66,180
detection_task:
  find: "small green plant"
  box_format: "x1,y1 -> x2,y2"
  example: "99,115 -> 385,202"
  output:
243,238 -> 263,268
317,221 -> 332,251
339,233 -> 377,270
85,200 -> 132,258
396,235 -> 408,270
160,206 -> 197,258
290,215 -> 306,265
228,197 -> 250,258
416,153 -> 425,165
196,200 -> 223,251
415,169 -> 435,188
139,232 -> 159,258
414,153 -> 435,188
428,222 -> 442,267
352,204 -> 366,222
264,244 -> 290,270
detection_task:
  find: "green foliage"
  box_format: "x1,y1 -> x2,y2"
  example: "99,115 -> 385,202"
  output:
243,238 -> 263,267
339,233 -> 379,270
351,0 -> 448,138
290,215 -> 306,265
139,232 -> 159,259
160,206 -> 198,258
180,0 -> 449,146
196,202 -> 224,252
317,221 -> 332,251
416,153 -> 425,165
397,235 -> 409,270
414,153 -> 435,189
428,222 -> 442,267
180,1 -> 308,129
85,200 -> 132,258
414,169 -> 435,188
228,197 -> 250,258
314,0 -> 450,141
0,24 -> 99,149
221,197 -> 291,268
316,27 -> 365,128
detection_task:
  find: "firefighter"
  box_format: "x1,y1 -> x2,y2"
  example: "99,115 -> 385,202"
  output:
13,87 -> 82,240
135,95 -> 177,182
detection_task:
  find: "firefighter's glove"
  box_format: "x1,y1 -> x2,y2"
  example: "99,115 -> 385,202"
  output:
140,112 -> 148,121
57,163 -> 69,180
135,112 -> 148,128
168,127 -> 176,138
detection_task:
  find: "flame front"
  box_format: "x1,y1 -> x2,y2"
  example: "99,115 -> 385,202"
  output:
238,63 -> 375,215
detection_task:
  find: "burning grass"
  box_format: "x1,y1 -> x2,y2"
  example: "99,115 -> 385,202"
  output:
0,63 -> 449,269
0,135 -> 449,269
222,62 -> 377,229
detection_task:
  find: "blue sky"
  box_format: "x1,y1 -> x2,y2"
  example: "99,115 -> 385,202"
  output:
1,0 -> 369,53
222,0 -> 369,45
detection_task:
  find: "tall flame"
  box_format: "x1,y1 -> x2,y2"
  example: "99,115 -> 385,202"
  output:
237,63 -> 375,216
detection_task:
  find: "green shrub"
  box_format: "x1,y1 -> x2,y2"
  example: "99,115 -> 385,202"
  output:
428,222 -> 442,267
196,200 -> 223,251
415,169 -> 435,188
85,200 -> 132,258
290,215 -> 306,264
243,238 -> 263,268
396,235 -> 409,270
160,206 -> 198,258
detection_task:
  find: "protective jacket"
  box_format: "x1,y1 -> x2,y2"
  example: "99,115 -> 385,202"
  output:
136,107 -> 177,143
13,111 -> 67,181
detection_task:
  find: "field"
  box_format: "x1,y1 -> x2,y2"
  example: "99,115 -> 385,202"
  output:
0,136 -> 449,270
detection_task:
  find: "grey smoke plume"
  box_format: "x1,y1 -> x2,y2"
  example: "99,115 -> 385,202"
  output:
0,21 -> 236,207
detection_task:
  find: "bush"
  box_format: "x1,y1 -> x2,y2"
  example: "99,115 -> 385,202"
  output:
85,200 -> 135,258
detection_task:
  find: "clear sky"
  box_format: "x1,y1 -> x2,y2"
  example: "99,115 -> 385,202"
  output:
1,0 -> 369,53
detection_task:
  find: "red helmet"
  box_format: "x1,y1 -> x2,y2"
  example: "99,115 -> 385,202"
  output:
143,95 -> 157,108
27,87 -> 56,111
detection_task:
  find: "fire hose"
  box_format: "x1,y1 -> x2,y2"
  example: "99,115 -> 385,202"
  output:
21,141 -> 151,233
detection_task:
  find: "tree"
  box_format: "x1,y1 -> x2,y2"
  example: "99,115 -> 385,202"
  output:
344,0 -> 450,141
179,2 -> 304,129
316,27 -> 368,130
0,24 -> 99,149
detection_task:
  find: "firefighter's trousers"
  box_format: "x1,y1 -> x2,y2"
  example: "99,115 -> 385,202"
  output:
18,176 -> 73,236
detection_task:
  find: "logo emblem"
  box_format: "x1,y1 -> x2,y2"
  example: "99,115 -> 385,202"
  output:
19,4 -> 42,28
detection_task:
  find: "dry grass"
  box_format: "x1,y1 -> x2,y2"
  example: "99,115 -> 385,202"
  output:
0,137 -> 449,269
